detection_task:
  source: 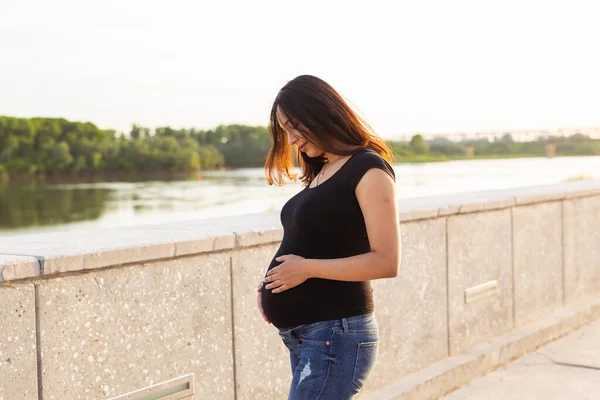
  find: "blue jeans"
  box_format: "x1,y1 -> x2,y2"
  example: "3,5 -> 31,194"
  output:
278,313 -> 379,400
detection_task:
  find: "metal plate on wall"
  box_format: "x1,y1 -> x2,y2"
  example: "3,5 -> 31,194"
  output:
108,373 -> 195,400
465,280 -> 499,304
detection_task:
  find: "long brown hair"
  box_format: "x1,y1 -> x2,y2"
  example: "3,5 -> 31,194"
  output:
265,75 -> 393,186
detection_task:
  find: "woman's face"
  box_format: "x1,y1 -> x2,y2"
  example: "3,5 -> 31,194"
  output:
276,107 -> 323,158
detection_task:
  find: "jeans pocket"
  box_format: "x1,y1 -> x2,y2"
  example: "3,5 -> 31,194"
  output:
299,327 -> 335,348
351,340 -> 379,389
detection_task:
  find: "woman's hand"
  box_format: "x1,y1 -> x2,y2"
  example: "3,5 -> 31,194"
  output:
264,254 -> 311,294
256,282 -> 270,324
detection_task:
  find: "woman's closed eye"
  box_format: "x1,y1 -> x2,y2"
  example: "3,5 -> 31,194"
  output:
286,130 -> 305,144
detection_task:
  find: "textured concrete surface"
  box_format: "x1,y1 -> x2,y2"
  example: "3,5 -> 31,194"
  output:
397,189 -> 518,222
441,319 -> 600,400
0,254 -> 40,282
397,180 -> 600,222
363,219 -> 448,395
0,225 -> 237,275
362,296 -> 600,400
511,179 -> 600,204
447,209 -> 513,355
564,196 -> 600,304
0,283 -> 37,400
135,212 -> 282,250
36,253 -> 234,400
540,314 -> 600,369
230,245 -> 290,400
0,213 -> 280,280
0,230 -> 177,275
512,202 -> 563,327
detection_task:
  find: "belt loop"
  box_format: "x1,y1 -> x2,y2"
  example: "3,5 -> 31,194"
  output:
342,318 -> 349,333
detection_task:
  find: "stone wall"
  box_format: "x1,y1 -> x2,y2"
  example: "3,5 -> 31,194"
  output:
1,180 -> 599,400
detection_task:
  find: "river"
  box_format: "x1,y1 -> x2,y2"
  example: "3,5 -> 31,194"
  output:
1,156 -> 599,237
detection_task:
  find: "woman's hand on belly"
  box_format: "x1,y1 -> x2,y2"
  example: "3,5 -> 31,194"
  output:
264,254 -> 311,294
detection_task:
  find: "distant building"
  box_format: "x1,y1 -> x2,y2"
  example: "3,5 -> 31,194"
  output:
546,141 -> 556,158
465,144 -> 475,157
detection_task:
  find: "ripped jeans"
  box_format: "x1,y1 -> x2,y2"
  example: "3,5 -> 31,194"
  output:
278,313 -> 379,400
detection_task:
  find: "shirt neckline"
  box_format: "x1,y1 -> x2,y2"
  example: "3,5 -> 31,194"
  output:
305,148 -> 367,191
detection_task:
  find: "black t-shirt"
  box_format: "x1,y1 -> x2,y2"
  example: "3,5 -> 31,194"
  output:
261,147 -> 396,328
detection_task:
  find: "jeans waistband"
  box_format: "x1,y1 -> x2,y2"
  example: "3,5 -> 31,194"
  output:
278,313 -> 374,339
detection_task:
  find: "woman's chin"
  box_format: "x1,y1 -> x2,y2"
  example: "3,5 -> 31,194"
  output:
299,146 -> 324,159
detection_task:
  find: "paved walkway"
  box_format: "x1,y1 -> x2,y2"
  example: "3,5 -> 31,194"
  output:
441,319 -> 600,399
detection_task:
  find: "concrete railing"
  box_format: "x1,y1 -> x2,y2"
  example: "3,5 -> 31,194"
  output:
1,180 -> 600,400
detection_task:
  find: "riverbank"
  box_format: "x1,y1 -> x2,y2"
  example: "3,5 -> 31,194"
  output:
2,153 -> 595,184
0,169 -> 206,184
395,153 -> 546,163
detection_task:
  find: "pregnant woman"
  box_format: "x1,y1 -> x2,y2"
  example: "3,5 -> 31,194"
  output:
258,75 -> 401,399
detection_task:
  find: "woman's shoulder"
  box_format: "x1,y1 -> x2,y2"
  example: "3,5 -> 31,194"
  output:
345,147 -> 396,190
352,147 -> 384,161
350,147 -> 394,174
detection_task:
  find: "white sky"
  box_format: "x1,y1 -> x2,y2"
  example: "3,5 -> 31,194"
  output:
1,0 -> 599,139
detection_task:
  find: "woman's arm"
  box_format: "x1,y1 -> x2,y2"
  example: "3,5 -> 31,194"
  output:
264,168 -> 401,293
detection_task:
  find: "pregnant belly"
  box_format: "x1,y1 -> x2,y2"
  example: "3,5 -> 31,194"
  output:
261,278 -> 372,328
261,281 -> 309,328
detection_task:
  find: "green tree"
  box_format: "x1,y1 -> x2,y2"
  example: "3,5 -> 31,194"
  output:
500,133 -> 514,143
0,164 -> 9,181
41,141 -> 73,172
410,134 -> 429,154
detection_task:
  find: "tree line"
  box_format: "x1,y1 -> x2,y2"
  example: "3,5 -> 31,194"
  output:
1,116 -> 599,180
0,116 -> 272,180
388,132 -> 600,161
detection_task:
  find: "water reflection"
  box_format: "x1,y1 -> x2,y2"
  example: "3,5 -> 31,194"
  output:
1,156 -> 600,237
0,180 -> 109,229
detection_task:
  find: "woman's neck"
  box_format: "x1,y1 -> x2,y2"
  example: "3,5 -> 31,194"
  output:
324,152 -> 343,163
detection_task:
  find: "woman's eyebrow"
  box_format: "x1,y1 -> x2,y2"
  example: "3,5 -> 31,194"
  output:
280,119 -> 295,129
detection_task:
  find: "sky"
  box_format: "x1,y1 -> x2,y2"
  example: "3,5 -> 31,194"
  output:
1,0 -> 599,139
